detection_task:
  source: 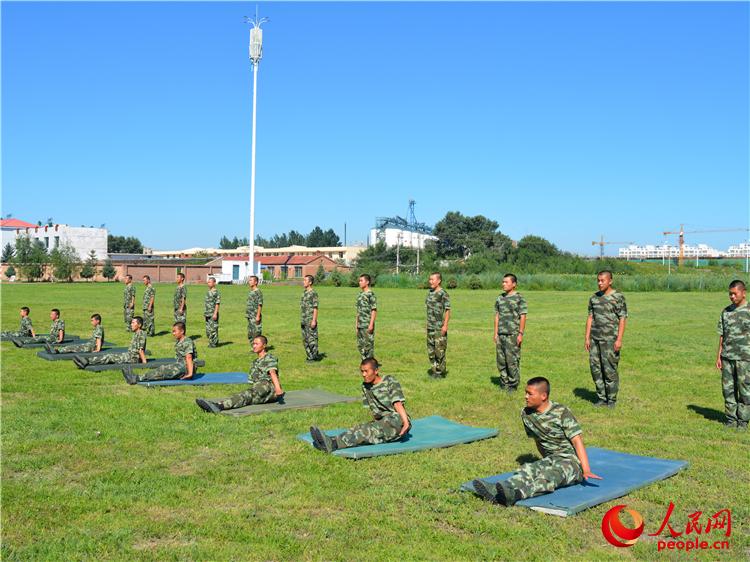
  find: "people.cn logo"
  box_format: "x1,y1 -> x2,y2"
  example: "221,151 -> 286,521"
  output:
601,504 -> 645,547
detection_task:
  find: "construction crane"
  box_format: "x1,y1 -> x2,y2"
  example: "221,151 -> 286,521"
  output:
591,235 -> 633,259
662,224 -> 750,266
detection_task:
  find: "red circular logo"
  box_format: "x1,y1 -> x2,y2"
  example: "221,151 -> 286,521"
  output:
601,504 -> 645,547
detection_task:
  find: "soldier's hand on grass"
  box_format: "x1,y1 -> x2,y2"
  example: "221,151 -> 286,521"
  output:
517,334 -> 523,347
441,325 -> 448,336
614,339 -> 622,352
256,315 -> 261,323
212,314 -> 217,321
583,471 -> 602,480
716,357 -> 722,370
584,338 -> 591,352
367,325 -> 374,335
311,321 -> 317,329
179,374 -> 193,380
398,424 -> 410,437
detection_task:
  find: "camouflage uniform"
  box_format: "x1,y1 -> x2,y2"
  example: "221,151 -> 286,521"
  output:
588,291 -> 627,404
717,302 -> 750,426
301,289 -> 319,360
214,353 -> 280,409
55,325 -> 104,354
123,283 -> 136,331
334,375 -> 409,449
204,288 -> 221,347
1,316 -> 34,338
484,402 -> 584,502
142,284 -> 156,336
495,292 -> 528,390
82,330 -> 146,365
426,288 -> 451,377
246,288 -> 264,341
139,337 -> 197,382
173,284 -> 187,328
16,319 -> 65,344
356,290 -> 377,360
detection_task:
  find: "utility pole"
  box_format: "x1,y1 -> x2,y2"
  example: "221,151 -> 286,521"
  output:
396,232 -> 402,274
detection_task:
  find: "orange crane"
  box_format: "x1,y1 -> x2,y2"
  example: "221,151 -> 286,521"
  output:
592,235 -> 633,259
662,225 -> 749,266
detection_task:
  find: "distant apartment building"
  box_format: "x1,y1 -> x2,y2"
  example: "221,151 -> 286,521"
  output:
726,242 -> 750,258
1,219 -> 108,260
149,244 -> 365,265
619,243 -> 724,259
368,228 -> 437,249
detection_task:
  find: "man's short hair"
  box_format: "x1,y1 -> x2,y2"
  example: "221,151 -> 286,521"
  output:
527,376 -> 550,396
51,308 -> 60,316
21,306 -> 30,314
249,275 -> 259,283
304,275 -> 315,284
503,273 -> 518,284
359,273 -> 371,284
597,270 -> 613,280
208,276 -> 216,283
729,279 -> 746,291
360,357 -> 379,370
143,275 -> 151,282
91,313 -> 101,322
430,272 -> 442,282
253,334 -> 268,346
132,316 -> 143,327
177,272 -> 185,280
125,274 -> 133,281
173,321 -> 186,332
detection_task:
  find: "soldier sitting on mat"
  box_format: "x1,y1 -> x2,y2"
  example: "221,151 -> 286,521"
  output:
123,322 -> 196,385
12,308 -> 65,346
473,376 -> 601,506
309,357 -> 410,454
2,306 -> 35,339
46,314 -> 104,354
195,335 -> 283,413
73,316 -> 147,369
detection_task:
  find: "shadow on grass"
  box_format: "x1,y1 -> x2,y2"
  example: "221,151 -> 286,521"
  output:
189,335 -> 202,340
516,454 -> 539,465
573,387 -> 598,404
214,341 -> 234,348
154,330 -> 170,337
490,376 -> 502,388
687,404 -> 724,424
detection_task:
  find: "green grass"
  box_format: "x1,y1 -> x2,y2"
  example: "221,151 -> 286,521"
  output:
2,283 -> 748,560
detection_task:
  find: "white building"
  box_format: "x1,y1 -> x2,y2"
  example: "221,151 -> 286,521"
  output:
369,228 -> 437,249
727,242 -> 750,258
1,220 -> 108,260
619,243 -> 723,259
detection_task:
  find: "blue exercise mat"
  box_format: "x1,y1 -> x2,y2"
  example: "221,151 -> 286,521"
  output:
138,372 -> 247,387
297,415 -> 498,459
461,447 -> 688,517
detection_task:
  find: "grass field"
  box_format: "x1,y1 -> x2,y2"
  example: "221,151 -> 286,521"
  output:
2,282 -> 748,560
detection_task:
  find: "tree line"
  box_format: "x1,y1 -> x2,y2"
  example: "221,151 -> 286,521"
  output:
219,226 -> 341,249
3,237 -> 116,282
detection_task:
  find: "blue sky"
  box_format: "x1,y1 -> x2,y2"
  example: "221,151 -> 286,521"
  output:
2,1 -> 748,255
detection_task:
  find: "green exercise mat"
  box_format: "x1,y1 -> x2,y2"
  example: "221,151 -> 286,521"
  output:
220,388 -> 359,417
84,359 -> 205,372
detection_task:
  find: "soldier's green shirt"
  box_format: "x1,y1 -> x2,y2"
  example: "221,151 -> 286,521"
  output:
127,330 -> 147,361
495,292 -> 528,335
204,288 -> 220,317
142,285 -> 155,310
19,316 -> 33,336
248,353 -> 278,384
361,375 -> 406,420
522,401 -> 582,462
123,284 -> 136,308
173,284 -> 187,312
426,288 -> 451,331
300,289 -> 319,325
49,319 -> 65,339
89,325 -> 104,344
717,302 -> 750,361
356,290 -> 377,328
246,289 -> 264,319
174,337 -> 197,363
587,290 -> 627,341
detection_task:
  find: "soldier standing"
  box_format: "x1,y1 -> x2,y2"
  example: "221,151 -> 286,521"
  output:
195,335 -> 283,413
301,275 -> 321,362
494,273 -> 527,392
173,272 -> 187,330
47,314 -> 104,354
204,277 -> 221,348
123,275 -> 136,331
472,377 -> 601,506
2,307 -> 35,339
309,358 -> 410,453
426,272 -> 451,378
73,317 -> 146,368
355,274 -> 377,360
142,275 -> 156,337
124,322 -> 196,384
715,279 -> 749,430
246,275 -> 263,341
584,270 -> 627,408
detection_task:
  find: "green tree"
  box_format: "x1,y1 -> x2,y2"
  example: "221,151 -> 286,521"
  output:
80,250 -> 98,281
5,265 -> 16,279
102,259 -> 117,281
49,243 -> 80,282
432,211 -> 513,261
2,243 -> 15,263
512,235 -> 561,264
12,236 -> 47,281
307,227 -> 341,247
315,263 -> 327,284
108,235 -> 143,253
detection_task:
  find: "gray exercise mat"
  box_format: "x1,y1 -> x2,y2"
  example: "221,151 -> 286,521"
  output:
37,348 -> 151,361
84,359 -> 205,372
220,389 -> 359,417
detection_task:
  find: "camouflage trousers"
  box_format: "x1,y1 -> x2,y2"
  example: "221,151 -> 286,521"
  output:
205,316 -> 219,347
124,307 -> 134,331
14,335 -> 54,344
357,327 -> 375,360
1,330 -> 31,339
84,351 -> 137,365
301,323 -> 319,360
142,309 -> 155,337
215,380 -> 276,410
499,455 -> 583,501
721,358 -> 750,425
174,310 -> 186,330
247,318 -> 262,341
589,339 -> 620,403
139,361 -> 187,382
335,414 -> 406,449
427,330 -> 448,377
496,334 -> 521,390
56,340 -> 96,354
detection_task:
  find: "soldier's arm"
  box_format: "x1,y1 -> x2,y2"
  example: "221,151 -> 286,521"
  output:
614,318 -> 626,352
94,337 -> 102,352
181,353 -> 195,379
716,336 -> 723,370
394,401 -> 410,436
584,315 -> 593,351
518,313 -> 527,346
149,294 -> 154,312
138,346 -> 147,363
269,369 -> 284,396
368,309 -> 376,333
494,311 -> 499,342
256,303 -> 262,323
312,306 -> 318,328
57,329 -> 64,343
179,294 -> 185,313
213,301 -> 220,320
571,434 -> 602,480
441,309 -> 450,335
